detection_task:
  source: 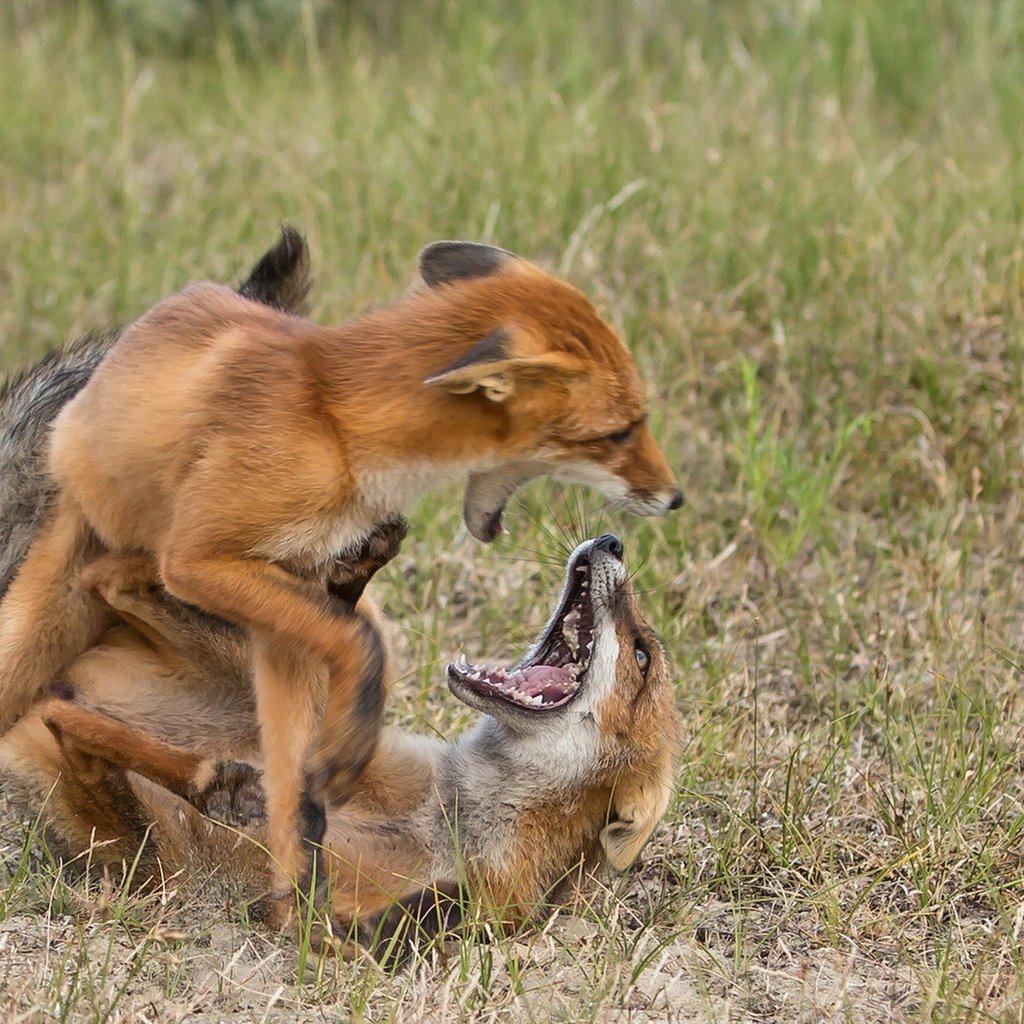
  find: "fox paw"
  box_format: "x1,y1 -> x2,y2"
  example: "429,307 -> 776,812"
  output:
325,516 -> 408,605
191,761 -> 266,826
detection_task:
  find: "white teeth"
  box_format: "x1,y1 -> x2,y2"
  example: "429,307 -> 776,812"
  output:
456,652 -> 468,667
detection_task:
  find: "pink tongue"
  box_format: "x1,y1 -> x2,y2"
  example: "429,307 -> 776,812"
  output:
513,664 -> 572,698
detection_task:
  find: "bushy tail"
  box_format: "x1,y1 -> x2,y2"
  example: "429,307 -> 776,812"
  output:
0,496 -> 110,732
0,333 -> 115,600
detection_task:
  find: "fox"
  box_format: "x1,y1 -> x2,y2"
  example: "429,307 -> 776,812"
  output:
0,533 -> 680,957
0,239 -> 681,923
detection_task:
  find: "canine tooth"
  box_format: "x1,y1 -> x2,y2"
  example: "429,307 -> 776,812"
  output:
456,652 -> 468,668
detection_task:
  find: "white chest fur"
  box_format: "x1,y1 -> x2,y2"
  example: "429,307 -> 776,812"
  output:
251,459 -> 478,566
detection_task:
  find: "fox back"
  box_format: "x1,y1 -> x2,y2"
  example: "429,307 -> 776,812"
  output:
0,227 -> 311,600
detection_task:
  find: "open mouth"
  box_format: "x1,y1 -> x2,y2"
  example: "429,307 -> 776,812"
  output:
447,553 -> 596,712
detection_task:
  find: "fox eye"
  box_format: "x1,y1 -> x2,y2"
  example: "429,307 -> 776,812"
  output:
608,426 -> 633,444
634,640 -> 650,675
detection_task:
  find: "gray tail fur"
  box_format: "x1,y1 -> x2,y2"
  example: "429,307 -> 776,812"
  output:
0,227 -> 312,600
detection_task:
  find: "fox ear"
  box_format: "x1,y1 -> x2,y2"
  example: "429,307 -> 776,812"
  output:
599,770 -> 674,871
423,327 -> 584,403
419,241 -> 518,288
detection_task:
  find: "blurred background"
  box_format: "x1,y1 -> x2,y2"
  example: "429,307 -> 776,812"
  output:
3,3 -> 1024,1018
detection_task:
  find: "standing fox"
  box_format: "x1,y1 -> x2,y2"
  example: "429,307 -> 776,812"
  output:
0,534 -> 679,956
0,240 -> 680,922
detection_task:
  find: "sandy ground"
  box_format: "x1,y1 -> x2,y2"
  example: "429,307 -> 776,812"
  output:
0,791 -> 927,1024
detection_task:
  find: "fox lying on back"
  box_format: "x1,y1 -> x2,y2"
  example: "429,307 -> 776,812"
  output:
0,535 -> 679,958
0,241 -> 680,922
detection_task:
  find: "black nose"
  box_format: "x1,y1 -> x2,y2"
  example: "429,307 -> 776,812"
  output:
594,534 -> 624,560
668,489 -> 684,511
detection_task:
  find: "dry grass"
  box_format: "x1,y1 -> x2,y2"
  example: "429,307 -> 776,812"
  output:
3,1 -> 1024,1020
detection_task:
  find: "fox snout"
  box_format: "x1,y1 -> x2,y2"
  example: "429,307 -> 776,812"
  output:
624,487 -> 684,516
614,421 -> 682,516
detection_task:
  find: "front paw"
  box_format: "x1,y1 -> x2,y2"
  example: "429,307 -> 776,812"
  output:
325,516 -> 408,604
190,761 -> 266,826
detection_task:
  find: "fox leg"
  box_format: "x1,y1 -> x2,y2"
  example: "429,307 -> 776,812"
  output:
41,694 -> 264,825
158,547 -> 386,922
83,522 -> 401,923
0,495 -> 110,733
344,882 -> 467,966
79,552 -> 245,673
0,695 -> 155,866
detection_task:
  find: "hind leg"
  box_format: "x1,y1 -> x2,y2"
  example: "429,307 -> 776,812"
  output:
79,552 -> 247,677
40,694 -> 264,823
1,693 -> 264,872
0,697 -> 152,867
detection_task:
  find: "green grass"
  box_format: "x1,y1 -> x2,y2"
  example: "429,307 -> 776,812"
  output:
3,0 -> 1024,1020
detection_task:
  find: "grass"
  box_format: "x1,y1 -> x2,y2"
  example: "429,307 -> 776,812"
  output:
2,0 -> 1024,1019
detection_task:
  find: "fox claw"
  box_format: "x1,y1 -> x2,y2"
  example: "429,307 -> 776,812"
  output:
191,761 -> 266,826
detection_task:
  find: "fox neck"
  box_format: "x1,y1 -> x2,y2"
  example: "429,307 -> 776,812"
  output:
420,716 -> 612,887
304,288 -> 559,469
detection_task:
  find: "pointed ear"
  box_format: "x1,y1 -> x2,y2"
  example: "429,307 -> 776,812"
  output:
423,327 -> 585,403
599,769 -> 674,872
418,241 -> 518,288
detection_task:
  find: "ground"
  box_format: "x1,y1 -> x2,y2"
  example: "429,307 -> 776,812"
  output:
2,1 -> 1024,1021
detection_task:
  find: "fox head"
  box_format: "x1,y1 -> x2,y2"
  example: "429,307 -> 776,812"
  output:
447,534 -> 680,870
417,242 -> 682,541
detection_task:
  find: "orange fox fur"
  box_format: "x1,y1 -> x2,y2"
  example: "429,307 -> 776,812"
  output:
0,536 -> 679,956
0,243 -> 679,921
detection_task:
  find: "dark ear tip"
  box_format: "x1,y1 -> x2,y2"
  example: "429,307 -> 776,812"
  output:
418,239 -> 465,259
277,223 -> 306,253
418,241 -> 516,287
237,225 -> 312,313
417,239 -> 483,262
